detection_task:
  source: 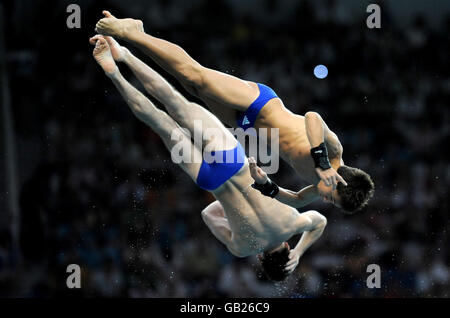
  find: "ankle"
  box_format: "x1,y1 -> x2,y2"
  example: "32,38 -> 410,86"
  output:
105,65 -> 119,78
121,47 -> 131,62
123,20 -> 144,42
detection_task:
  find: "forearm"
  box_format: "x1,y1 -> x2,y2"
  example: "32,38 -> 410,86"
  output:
274,185 -> 319,208
305,112 -> 325,148
249,159 -> 319,206
122,49 -> 182,106
124,31 -> 200,78
305,112 -> 335,172
293,211 -> 327,257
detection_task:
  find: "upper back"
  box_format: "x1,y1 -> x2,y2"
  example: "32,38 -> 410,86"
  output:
214,164 -> 302,254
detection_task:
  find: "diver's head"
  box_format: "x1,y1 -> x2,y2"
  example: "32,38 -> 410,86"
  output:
258,242 -> 291,281
335,165 -> 374,213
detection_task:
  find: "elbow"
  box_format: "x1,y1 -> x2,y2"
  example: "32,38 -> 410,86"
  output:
318,214 -> 327,229
230,248 -> 248,258
310,210 -> 327,229
304,112 -> 322,128
201,209 -> 210,224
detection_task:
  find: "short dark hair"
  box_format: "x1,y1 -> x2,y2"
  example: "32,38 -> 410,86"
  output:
259,243 -> 291,281
336,165 -> 375,213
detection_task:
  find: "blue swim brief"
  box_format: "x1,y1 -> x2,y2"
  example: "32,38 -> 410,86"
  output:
196,142 -> 246,191
236,83 -> 278,130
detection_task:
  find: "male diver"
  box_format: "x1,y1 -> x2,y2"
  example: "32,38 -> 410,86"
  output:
90,34 -> 327,281
95,11 -> 374,213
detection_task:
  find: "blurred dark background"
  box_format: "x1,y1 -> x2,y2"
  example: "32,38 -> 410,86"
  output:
0,0 -> 449,297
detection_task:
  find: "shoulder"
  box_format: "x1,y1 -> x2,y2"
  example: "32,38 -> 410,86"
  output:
228,245 -> 250,258
228,237 -> 251,258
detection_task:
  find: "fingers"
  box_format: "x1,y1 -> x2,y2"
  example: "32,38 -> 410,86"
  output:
248,157 -> 256,171
285,265 -> 295,273
285,252 -> 299,273
285,261 -> 297,273
331,175 -> 337,190
286,258 -> 296,267
248,158 -> 258,179
337,174 -> 348,186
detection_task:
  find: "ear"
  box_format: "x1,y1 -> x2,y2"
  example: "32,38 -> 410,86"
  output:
284,242 -> 290,251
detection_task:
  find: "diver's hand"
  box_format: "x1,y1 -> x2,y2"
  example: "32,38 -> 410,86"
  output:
315,167 -> 347,190
285,249 -> 301,274
248,157 -> 269,184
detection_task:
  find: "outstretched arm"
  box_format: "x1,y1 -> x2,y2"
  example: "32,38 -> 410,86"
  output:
285,210 -> 327,274
275,185 -> 320,208
248,157 -> 320,208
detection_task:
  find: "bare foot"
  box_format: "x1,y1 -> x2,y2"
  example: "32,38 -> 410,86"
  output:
90,35 -> 117,75
104,36 -> 128,62
95,10 -> 144,40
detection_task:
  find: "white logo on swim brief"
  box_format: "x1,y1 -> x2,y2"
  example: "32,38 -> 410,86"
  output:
242,116 -> 250,125
315,150 -> 323,154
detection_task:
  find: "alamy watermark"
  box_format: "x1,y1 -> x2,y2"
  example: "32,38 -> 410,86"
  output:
170,120 -> 280,174
366,4 -> 381,29
66,4 -> 81,29
366,264 -> 381,288
66,264 -> 81,288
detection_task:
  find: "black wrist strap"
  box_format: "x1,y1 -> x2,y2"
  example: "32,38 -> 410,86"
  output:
251,179 -> 280,198
310,142 -> 332,170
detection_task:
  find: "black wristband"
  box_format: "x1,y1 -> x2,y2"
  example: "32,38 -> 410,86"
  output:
251,179 -> 280,198
310,142 -> 332,170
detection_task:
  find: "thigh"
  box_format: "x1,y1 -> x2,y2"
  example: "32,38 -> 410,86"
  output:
198,67 -> 260,112
173,101 -> 239,153
158,124 -> 202,183
178,80 -> 238,127
199,95 -> 238,128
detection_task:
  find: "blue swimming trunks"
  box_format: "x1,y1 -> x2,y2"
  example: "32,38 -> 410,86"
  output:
236,83 -> 278,130
196,143 -> 246,191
